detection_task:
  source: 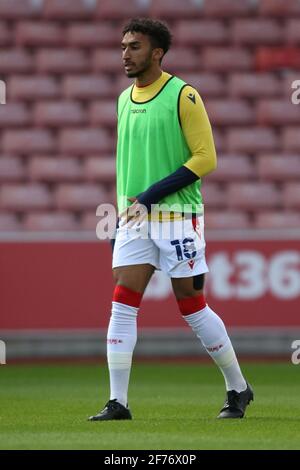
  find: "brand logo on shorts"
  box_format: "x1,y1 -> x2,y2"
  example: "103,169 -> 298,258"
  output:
188,260 -> 195,270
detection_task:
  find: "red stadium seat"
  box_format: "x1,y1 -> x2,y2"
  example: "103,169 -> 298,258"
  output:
33,102 -> 86,127
0,21 -> 12,45
257,155 -> 300,180
175,21 -> 228,46
163,48 -> 199,73
23,212 -> 79,231
63,75 -> 113,99
67,23 -> 118,47
282,182 -> 300,208
227,128 -> 279,153
286,20 -> 300,44
206,155 -> 255,181
0,184 -> 53,211
97,0 -> 149,20
205,99 -> 255,126
92,49 -> 122,73
203,48 -> 253,72
201,183 -> 227,208
83,156 -> 115,182
0,103 -> 31,127
283,127 -> 300,151
257,100 -> 300,125
15,22 -> 65,47
8,76 -> 60,101
256,47 -> 300,71
89,101 -> 116,128
179,73 -> 226,97
150,0 -> 203,19
43,0 -> 96,19
28,157 -> 82,182
0,213 -> 21,231
55,184 -> 108,210
59,128 -> 112,155
211,129 -> 225,153
254,211 -> 300,228
2,130 -> 55,154
259,0 -> 300,16
205,211 -> 251,229
0,49 -> 34,73
0,0 -> 43,19
203,0 -> 257,17
227,183 -> 281,210
232,20 -> 282,45
229,73 -> 282,97
80,211 -> 100,231
36,49 -> 88,73
114,75 -> 135,96
0,156 -> 26,182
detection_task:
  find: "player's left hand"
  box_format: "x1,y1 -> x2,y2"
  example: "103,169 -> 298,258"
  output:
119,197 -> 148,228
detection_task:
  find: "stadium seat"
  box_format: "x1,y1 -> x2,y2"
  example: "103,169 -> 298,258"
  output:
67,23 -> 118,47
8,76 -> 60,101
80,211 -> 100,231
36,49 -> 88,73
59,128 -> 112,155
205,99 -> 255,126
89,101 -> 116,128
0,184 -> 53,211
0,49 -> 34,73
226,128 -> 279,152
259,0 -> 300,16
2,130 -> 55,154
33,102 -> 86,127
203,0 -> 257,17
43,0 -> 97,19
28,157 -> 82,182
23,212 -> 79,231
97,0 -> 149,20
283,127 -> 300,151
227,183 -> 281,210
282,182 -> 300,208
206,155 -> 255,181
204,211 -> 251,229
0,156 -> 26,182
211,129 -> 225,153
55,184 -> 108,210
0,0 -> 43,19
150,0 -> 203,19
254,211 -> 300,229
257,100 -> 300,125
232,19 -> 282,45
93,49 -> 123,73
202,48 -> 253,72
15,22 -> 65,47
83,157 -> 115,182
286,20 -> 300,44
114,75 -> 135,96
201,183 -> 227,208
256,47 -> 300,71
0,213 -> 21,231
175,21 -> 228,46
228,73 -> 282,97
0,21 -> 12,45
63,75 -> 113,100
179,73 -> 226,97
0,103 -> 31,127
257,155 -> 300,180
163,48 -> 199,72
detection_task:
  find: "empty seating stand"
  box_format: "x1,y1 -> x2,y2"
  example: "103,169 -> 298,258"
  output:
0,0 -> 299,231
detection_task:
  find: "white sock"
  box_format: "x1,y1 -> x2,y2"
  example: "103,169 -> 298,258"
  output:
183,305 -> 247,392
107,301 -> 138,407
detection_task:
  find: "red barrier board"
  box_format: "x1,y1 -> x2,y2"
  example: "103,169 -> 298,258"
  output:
0,240 -> 299,329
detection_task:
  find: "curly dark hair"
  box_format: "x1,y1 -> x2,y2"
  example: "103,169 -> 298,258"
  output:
122,18 -> 172,64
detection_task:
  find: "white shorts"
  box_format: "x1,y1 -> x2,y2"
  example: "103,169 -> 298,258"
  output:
112,215 -> 209,278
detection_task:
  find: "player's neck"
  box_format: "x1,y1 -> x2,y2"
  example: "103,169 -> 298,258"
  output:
135,68 -> 162,88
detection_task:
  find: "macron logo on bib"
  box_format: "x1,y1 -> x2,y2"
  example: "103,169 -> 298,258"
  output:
131,109 -> 146,114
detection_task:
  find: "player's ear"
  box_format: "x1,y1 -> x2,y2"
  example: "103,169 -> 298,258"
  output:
152,48 -> 164,63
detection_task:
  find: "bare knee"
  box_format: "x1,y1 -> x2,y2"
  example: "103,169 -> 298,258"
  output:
172,274 -> 205,300
113,264 -> 155,294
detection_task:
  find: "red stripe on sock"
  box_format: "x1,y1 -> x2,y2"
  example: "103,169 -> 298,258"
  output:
113,285 -> 142,308
178,294 -> 206,315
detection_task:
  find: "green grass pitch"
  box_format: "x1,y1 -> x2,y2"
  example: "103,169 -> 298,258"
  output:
0,362 -> 299,450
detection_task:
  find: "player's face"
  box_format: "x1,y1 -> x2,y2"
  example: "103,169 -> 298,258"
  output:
121,32 -> 157,78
